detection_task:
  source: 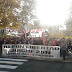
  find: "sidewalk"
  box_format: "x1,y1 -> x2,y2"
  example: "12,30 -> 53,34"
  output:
1,56 -> 72,62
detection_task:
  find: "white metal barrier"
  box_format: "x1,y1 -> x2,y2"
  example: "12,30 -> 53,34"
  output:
2,44 -> 60,59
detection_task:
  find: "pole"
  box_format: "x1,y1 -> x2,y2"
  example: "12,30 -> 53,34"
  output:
22,17 -> 27,39
24,24 -> 27,39
2,33 -> 3,38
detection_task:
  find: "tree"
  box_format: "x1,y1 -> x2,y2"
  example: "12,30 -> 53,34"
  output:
64,4 -> 72,36
33,20 -> 41,29
0,0 -> 20,29
18,0 -> 36,28
65,18 -> 72,36
41,25 -> 65,38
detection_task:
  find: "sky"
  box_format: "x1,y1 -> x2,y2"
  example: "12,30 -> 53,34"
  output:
36,0 -> 72,26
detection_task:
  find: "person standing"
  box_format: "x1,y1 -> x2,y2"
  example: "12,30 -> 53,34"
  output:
0,38 -> 4,56
59,38 -> 67,60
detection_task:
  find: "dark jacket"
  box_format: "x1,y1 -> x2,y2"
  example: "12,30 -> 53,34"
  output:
0,40 -> 4,48
59,41 -> 66,50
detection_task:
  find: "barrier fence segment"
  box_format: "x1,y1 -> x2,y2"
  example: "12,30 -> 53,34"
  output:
2,44 -> 60,59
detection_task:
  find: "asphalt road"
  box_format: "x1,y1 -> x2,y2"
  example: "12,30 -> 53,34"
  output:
10,59 -> 72,72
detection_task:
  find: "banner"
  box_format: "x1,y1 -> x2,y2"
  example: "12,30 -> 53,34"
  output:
28,29 -> 49,37
6,27 -> 25,37
2,44 -> 60,59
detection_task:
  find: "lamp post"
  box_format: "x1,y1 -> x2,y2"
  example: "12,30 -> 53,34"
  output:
22,17 -> 27,39
24,23 -> 27,39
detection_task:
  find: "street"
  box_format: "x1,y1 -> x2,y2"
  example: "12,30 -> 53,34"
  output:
0,57 -> 71,72
11,59 -> 72,72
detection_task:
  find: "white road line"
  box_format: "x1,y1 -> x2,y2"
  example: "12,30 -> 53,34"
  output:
0,65 -> 18,69
0,58 -> 28,72
0,61 -> 23,65
0,58 -> 28,62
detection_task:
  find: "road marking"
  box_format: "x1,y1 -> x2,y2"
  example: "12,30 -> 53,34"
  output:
0,65 -> 17,69
0,57 -> 28,72
0,61 -> 23,65
0,58 -> 28,62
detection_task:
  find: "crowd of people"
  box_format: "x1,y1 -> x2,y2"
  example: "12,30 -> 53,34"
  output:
0,37 -> 72,49
0,37 -> 42,45
0,37 -> 72,60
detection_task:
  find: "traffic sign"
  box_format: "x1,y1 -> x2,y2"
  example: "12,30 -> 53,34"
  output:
1,29 -> 4,33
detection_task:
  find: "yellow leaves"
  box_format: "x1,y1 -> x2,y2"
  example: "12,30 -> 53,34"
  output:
0,0 -> 20,28
0,16 -> 3,19
29,24 -> 34,27
49,32 -> 64,38
10,21 -> 19,29
0,26 -> 3,31
0,9 -> 1,12
65,36 -> 72,39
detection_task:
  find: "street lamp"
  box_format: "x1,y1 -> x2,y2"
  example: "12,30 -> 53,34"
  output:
22,17 -> 28,39
24,23 -> 27,39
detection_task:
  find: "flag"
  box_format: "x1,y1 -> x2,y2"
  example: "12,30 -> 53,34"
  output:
42,32 -> 46,45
